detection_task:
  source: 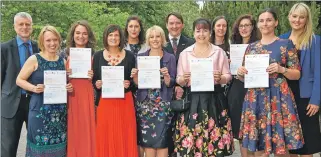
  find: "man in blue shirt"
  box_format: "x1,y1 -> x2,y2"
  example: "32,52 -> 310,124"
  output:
1,12 -> 39,157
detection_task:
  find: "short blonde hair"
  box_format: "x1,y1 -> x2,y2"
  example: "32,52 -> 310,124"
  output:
38,25 -> 62,52
288,3 -> 314,49
145,25 -> 167,47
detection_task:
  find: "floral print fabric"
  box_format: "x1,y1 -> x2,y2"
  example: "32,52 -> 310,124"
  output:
174,90 -> 234,157
136,89 -> 173,148
239,39 -> 304,155
26,54 -> 67,157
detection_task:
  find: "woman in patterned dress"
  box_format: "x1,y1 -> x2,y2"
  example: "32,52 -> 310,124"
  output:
131,25 -> 176,157
124,16 -> 149,156
227,14 -> 261,157
16,25 -> 73,156
237,8 -> 304,156
174,18 -> 234,157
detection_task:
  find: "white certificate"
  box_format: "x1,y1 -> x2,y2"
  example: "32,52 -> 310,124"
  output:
190,58 -> 214,92
137,56 -> 161,89
69,48 -> 91,78
230,44 -> 248,75
101,66 -> 124,98
244,54 -> 270,88
43,70 -> 67,104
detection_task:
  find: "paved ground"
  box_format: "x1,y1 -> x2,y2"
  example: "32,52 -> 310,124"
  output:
17,122 -> 320,157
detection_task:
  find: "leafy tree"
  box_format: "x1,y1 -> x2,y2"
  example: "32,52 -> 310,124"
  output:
201,1 -> 321,36
107,1 -> 200,37
1,1 -> 129,49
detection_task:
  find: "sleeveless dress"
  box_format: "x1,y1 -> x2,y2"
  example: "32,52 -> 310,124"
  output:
239,39 -> 304,155
26,54 -> 67,157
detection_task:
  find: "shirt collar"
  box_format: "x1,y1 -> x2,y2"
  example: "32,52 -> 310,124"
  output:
16,36 -> 31,46
184,43 -> 218,58
168,34 -> 181,42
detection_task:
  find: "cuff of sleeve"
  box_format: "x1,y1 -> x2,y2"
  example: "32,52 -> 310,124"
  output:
309,97 -> 320,107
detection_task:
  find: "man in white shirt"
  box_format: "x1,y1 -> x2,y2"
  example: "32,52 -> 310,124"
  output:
164,12 -> 194,157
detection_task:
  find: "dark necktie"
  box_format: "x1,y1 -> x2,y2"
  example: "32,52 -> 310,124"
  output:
23,43 -> 31,61
172,38 -> 178,55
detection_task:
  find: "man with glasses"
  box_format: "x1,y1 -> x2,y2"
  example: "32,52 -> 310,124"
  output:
1,12 -> 39,157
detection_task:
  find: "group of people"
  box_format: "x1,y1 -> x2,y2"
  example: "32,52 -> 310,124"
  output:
1,2 -> 320,157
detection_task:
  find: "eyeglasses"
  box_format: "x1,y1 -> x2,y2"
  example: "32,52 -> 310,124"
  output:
239,24 -> 252,29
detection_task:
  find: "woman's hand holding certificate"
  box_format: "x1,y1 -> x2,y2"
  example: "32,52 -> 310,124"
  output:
43,70 -> 67,104
32,84 -> 45,94
243,54 -> 270,88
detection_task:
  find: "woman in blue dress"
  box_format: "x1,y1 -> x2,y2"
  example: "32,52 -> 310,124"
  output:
16,25 -> 73,157
236,9 -> 304,156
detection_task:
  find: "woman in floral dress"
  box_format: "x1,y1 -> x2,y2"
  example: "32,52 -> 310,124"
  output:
16,25 -> 73,156
131,25 -> 176,157
237,8 -> 304,156
174,18 -> 234,157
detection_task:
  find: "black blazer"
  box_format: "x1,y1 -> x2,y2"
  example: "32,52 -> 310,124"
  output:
164,34 -> 194,62
1,38 -> 39,118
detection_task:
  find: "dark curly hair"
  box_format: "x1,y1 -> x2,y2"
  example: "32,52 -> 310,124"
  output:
231,14 -> 261,44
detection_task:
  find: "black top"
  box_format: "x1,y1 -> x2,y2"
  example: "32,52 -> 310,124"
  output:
216,43 -> 230,59
287,50 -> 301,101
92,49 -> 136,105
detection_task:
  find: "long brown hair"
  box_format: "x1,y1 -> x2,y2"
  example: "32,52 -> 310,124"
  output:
210,16 -> 230,52
65,20 -> 96,56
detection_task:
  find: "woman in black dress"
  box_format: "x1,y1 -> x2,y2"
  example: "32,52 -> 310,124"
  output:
210,16 -> 230,57
227,14 -> 261,157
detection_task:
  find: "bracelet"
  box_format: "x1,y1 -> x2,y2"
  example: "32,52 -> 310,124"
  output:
282,67 -> 288,74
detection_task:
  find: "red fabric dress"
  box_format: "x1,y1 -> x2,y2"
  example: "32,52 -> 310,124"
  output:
95,92 -> 138,157
67,60 -> 96,157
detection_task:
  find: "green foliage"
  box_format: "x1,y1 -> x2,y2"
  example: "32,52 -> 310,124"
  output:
1,1 -> 129,49
1,1 -> 319,50
201,1 -> 321,36
107,1 -> 200,37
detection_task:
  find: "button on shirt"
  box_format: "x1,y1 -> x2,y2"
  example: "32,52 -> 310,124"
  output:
16,36 -> 33,94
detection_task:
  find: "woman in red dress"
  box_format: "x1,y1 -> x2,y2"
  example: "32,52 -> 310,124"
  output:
93,24 -> 138,157
65,20 -> 96,157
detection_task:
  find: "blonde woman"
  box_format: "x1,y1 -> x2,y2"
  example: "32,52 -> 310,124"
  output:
280,2 -> 321,157
16,25 -> 73,156
131,25 -> 176,157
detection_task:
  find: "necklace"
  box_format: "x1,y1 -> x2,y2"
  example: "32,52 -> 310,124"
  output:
193,44 -> 211,57
105,49 -> 122,66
